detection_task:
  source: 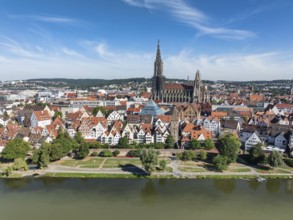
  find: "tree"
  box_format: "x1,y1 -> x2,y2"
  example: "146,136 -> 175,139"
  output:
4,166 -> 13,177
32,144 -> 50,169
268,151 -> 283,168
52,111 -> 63,120
203,139 -> 215,150
116,137 -> 129,148
199,150 -> 207,161
49,143 -> 64,161
75,144 -> 89,159
217,134 -> 241,164
139,149 -> 158,174
1,138 -> 30,160
13,158 -> 29,171
159,160 -> 167,171
249,144 -> 266,164
92,106 -> 107,117
190,139 -> 202,149
177,150 -> 196,161
213,155 -> 228,171
165,135 -> 175,149
74,131 -> 85,145
53,131 -> 78,155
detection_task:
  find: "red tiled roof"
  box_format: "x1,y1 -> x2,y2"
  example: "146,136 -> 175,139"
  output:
34,110 -> 51,121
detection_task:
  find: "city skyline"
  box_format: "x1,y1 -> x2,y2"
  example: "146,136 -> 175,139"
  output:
1,0 -> 293,81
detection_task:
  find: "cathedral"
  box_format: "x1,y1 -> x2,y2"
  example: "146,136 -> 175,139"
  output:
151,41 -> 210,103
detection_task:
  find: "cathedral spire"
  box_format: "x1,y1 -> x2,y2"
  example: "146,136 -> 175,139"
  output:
156,40 -> 161,61
195,70 -> 201,81
152,40 -> 165,101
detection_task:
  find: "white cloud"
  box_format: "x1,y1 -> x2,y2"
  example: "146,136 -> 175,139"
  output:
165,51 -> 293,81
0,36 -> 292,81
122,0 -> 256,40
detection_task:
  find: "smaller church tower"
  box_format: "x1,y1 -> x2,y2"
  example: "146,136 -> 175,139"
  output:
152,40 -> 165,101
193,70 -> 202,103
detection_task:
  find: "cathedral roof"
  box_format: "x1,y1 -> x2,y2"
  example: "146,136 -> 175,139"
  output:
140,99 -> 164,117
164,83 -> 193,90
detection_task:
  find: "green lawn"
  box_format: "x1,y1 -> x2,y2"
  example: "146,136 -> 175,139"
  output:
60,158 -> 104,168
228,168 -> 251,173
102,158 -> 142,168
179,160 -> 199,166
178,166 -> 206,172
255,167 -> 292,174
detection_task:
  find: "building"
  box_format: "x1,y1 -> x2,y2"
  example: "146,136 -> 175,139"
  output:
30,110 -> 52,128
151,41 -> 210,103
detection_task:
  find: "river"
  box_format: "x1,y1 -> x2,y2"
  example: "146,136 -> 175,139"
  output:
0,178 -> 292,220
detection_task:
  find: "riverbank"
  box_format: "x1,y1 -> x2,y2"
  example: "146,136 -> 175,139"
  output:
2,156 -> 293,180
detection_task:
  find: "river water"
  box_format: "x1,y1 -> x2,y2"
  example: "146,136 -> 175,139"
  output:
0,178 -> 292,220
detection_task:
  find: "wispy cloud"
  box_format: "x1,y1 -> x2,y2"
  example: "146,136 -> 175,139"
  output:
122,0 -> 256,40
8,14 -> 88,27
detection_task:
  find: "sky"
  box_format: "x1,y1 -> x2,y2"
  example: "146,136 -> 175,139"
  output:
0,0 -> 293,81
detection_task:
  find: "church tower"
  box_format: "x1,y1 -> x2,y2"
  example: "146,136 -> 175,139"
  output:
152,40 -> 165,100
193,70 -> 202,103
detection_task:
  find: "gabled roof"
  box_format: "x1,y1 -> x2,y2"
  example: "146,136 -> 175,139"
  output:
157,115 -> 172,123
33,110 -> 51,121
223,120 -> 239,130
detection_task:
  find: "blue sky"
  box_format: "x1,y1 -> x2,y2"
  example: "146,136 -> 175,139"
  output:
0,0 -> 293,81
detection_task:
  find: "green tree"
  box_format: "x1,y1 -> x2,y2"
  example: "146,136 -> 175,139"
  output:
268,151 -> 283,168
159,160 -> 167,171
177,150 -> 196,161
13,158 -> 29,171
190,139 -> 202,149
92,106 -> 107,117
165,135 -> 175,149
203,139 -> 215,150
4,166 -> 13,177
53,130 -> 78,156
217,134 -> 241,164
213,155 -> 228,171
75,144 -> 90,159
49,143 -> 64,161
52,111 -> 63,120
199,150 -> 207,161
74,131 -> 85,145
139,149 -> 158,174
1,138 -> 30,160
116,137 -> 129,148
249,143 -> 266,164
33,143 -> 50,169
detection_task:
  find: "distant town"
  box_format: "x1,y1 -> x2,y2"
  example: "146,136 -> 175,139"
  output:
0,43 -> 293,178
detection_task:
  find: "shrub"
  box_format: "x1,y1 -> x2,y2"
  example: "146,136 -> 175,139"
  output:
199,150 -> 207,161
203,139 -> 215,150
99,150 -> 113,157
213,155 -> 228,171
283,158 -> 293,167
126,149 -> 141,157
13,158 -> 29,171
90,152 -> 99,157
249,144 -> 265,164
112,150 -> 120,157
4,166 -> 13,177
177,150 -> 196,161
268,151 -> 283,167
159,160 -> 167,171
